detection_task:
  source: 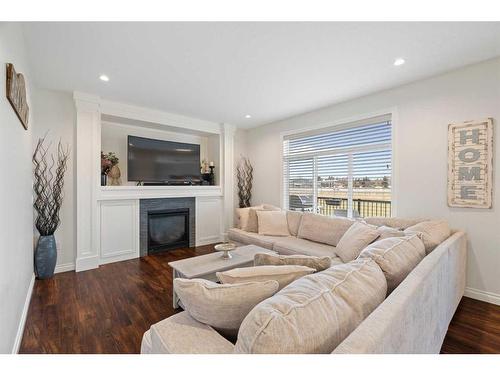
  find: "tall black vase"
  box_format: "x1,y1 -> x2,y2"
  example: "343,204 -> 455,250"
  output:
35,235 -> 57,279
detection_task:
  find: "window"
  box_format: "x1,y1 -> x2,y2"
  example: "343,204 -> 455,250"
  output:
283,115 -> 392,218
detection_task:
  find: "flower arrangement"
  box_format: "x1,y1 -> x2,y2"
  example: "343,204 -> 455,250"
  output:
101,151 -> 119,175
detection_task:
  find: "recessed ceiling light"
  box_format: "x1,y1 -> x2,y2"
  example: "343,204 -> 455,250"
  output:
393,58 -> 405,66
99,74 -> 110,82
245,114 -> 252,119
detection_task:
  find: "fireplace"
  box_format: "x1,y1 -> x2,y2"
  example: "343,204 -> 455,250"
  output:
139,198 -> 196,256
147,209 -> 189,254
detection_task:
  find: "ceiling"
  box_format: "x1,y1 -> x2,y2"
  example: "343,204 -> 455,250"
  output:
22,22 -> 500,128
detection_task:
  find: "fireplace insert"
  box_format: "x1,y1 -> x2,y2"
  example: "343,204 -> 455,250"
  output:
147,208 -> 189,254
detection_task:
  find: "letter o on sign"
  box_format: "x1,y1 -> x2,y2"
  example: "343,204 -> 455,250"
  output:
458,148 -> 480,163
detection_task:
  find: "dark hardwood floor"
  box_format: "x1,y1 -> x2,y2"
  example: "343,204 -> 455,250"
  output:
19,244 -> 500,354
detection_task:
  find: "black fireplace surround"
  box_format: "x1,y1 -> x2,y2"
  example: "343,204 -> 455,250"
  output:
139,198 -> 195,256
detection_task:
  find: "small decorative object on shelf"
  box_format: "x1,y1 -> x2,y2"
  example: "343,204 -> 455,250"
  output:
236,156 -> 253,207
33,135 -> 70,279
108,165 -> 122,186
214,242 -> 236,259
101,151 -> 119,186
209,163 -> 215,185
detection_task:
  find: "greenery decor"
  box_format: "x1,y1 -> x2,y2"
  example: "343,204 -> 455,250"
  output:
101,151 -> 119,175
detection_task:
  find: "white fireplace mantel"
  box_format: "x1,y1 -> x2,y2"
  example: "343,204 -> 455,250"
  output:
74,92 -> 235,272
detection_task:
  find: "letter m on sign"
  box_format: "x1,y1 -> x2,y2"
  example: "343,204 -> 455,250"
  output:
448,119 -> 493,208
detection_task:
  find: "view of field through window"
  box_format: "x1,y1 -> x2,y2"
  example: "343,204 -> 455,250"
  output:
284,119 -> 392,218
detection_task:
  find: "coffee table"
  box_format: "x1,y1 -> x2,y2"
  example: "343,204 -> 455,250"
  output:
168,244 -> 276,308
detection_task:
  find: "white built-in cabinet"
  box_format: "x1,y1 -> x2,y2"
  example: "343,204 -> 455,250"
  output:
74,92 -> 235,272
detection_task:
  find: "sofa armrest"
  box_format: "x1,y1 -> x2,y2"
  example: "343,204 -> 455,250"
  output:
146,311 -> 234,354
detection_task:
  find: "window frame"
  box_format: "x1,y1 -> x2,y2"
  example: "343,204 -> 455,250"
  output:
280,110 -> 397,218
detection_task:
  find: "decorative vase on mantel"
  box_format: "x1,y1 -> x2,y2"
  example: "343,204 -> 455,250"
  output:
35,235 -> 57,279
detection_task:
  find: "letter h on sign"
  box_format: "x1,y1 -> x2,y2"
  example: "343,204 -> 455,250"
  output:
448,119 -> 493,208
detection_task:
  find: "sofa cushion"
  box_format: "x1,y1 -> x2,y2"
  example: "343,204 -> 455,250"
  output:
149,311 -> 234,354
227,228 -> 285,250
257,210 -> 290,236
272,236 -> 341,262
254,253 -> 331,272
236,205 -> 264,229
234,259 -> 387,353
358,235 -> 425,293
404,220 -> 451,254
245,206 -> 281,233
286,210 -> 303,236
335,221 -> 380,263
297,213 -> 354,246
377,225 -> 406,240
173,278 -> 279,337
217,265 -> 315,291
364,217 -> 427,230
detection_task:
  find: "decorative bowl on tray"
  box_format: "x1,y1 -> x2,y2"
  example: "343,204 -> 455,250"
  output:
214,242 -> 236,259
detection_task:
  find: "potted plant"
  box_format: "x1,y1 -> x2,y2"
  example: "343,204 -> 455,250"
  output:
101,151 -> 119,186
32,136 -> 70,279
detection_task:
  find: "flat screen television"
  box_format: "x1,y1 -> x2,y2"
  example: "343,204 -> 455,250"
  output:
127,135 -> 201,184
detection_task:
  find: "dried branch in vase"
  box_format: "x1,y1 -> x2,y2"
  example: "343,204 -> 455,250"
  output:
236,156 -> 253,208
33,136 -> 70,236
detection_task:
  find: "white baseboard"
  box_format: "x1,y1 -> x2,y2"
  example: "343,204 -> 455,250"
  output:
55,262 -> 75,274
75,255 -> 99,272
12,273 -> 35,354
464,287 -> 500,306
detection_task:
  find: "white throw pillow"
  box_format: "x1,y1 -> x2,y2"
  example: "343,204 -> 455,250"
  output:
173,278 -> 279,337
335,221 -> 380,263
404,220 -> 451,254
236,205 -> 264,229
286,210 -> 303,236
358,235 -> 425,294
256,210 -> 290,236
217,265 -> 315,291
377,225 -> 406,240
297,213 -> 354,246
234,259 -> 387,353
254,253 -> 331,272
244,206 -> 281,233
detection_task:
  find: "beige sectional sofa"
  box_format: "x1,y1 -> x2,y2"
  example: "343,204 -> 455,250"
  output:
141,210 -> 467,354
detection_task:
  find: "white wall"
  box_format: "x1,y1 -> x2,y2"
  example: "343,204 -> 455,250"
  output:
247,57 -> 500,303
0,23 -> 35,353
32,89 -> 76,271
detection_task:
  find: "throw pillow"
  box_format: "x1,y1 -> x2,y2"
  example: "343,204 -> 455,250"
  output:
286,210 -> 303,236
236,205 -> 264,229
364,217 -> 427,230
256,210 -> 290,236
404,220 -> 451,254
377,225 -> 406,240
254,253 -> 331,272
234,259 -> 387,353
173,278 -> 279,337
335,221 -> 380,263
217,265 -> 315,291
297,213 -> 354,246
244,206 -> 281,233
358,235 -> 425,293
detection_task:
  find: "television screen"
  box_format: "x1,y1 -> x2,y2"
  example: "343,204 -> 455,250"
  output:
127,135 -> 201,183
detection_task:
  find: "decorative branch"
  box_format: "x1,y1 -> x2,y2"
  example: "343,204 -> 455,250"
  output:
33,136 -> 70,236
236,156 -> 253,208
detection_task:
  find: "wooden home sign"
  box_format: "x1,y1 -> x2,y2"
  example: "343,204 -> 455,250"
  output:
6,63 -> 29,130
448,119 -> 493,208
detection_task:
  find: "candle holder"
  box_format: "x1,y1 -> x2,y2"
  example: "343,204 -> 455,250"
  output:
209,165 -> 215,185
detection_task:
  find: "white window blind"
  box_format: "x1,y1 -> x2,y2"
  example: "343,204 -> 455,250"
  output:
283,116 -> 392,218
